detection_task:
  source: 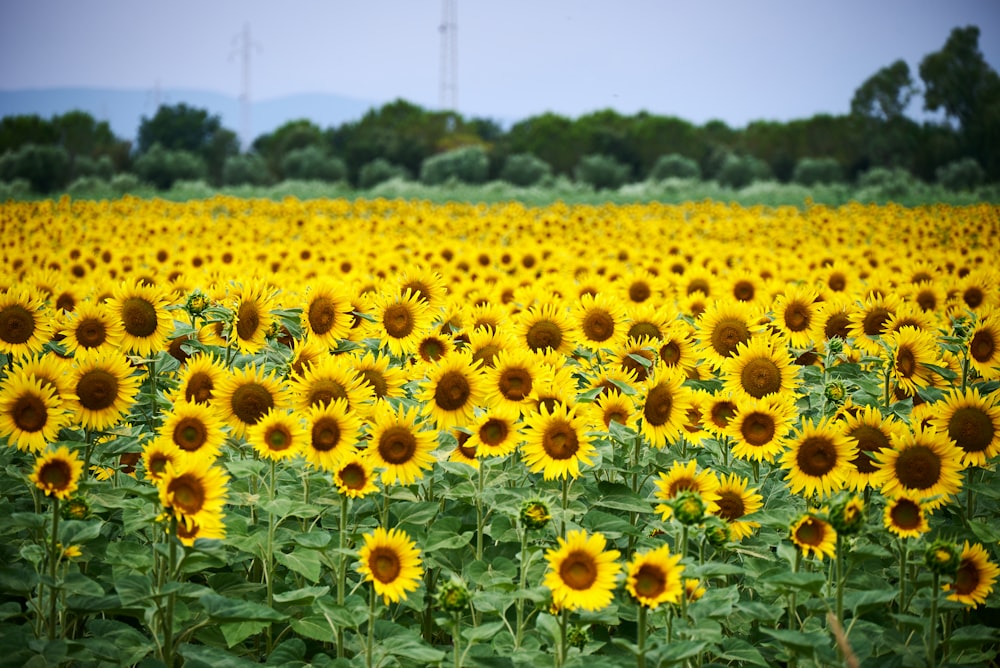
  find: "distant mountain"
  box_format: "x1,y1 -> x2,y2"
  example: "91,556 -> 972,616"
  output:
0,87 -> 381,145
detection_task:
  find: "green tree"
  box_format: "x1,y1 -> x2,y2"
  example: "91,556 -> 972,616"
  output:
851,60 -> 917,121
505,112 -> 578,176
137,104 -> 238,185
252,119 -> 324,179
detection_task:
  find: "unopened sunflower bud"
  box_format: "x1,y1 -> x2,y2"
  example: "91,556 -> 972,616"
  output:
826,337 -> 844,356
567,624 -> 591,649
704,515 -> 731,547
436,578 -> 471,612
185,289 -> 210,316
520,499 -> 552,531
824,381 -> 847,405
828,496 -> 865,536
672,490 -> 706,526
925,539 -> 961,577
61,495 -> 90,521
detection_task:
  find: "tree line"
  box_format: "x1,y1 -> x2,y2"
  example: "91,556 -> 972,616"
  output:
1,25 -> 997,195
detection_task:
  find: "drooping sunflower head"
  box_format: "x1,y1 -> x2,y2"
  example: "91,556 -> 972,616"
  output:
944,541 -> 1000,608
790,513 -> 837,560
626,544 -> 684,609
356,526 -> 424,604
30,446 -> 84,500
543,529 -> 622,612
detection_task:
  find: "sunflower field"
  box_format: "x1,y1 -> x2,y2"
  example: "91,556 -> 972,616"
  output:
1,195 -> 999,668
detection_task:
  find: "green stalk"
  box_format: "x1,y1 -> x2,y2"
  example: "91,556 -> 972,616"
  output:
82,428 -> 94,482
337,494 -> 348,658
898,538 -> 908,617
557,608 -> 568,668
453,610 -> 463,668
835,534 -> 845,658
163,517 -> 178,668
47,496 -> 60,640
560,476 -> 569,539
637,605 -> 648,668
788,551 -> 801,631
148,357 -> 158,431
515,525 -> 531,649
366,585 -> 377,668
264,459 -> 277,654
928,572 -> 940,668
476,462 -> 485,561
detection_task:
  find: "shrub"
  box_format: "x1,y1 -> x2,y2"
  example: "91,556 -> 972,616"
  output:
66,176 -> 111,198
0,178 -> 32,200
73,155 -> 115,181
574,154 -> 630,190
281,146 -> 347,183
0,144 -> 72,193
936,158 -> 985,191
223,154 -> 272,186
715,153 -> 771,189
855,167 -> 922,201
358,158 -> 410,189
420,146 -> 490,185
133,144 -> 207,190
792,157 -> 844,186
109,173 -> 143,196
500,153 -> 553,187
648,153 -> 701,181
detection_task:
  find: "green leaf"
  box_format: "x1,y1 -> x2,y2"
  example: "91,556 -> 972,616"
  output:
114,574 -> 157,608
220,620 -> 268,648
462,620 -> 507,643
760,627 -> 828,652
844,587 -> 896,616
273,585 -> 330,605
379,632 -> 447,663
290,615 -> 336,642
292,530 -> 332,549
273,547 -> 322,583
649,640 -> 709,662
266,638 -> 307,666
200,593 -> 287,622
761,570 -> 827,595
968,519 -> 1000,544
178,642 -> 261,668
62,572 -> 105,597
715,638 -> 770,667
595,481 -> 653,514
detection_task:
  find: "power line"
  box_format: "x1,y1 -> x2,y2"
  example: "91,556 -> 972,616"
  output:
230,23 -> 261,150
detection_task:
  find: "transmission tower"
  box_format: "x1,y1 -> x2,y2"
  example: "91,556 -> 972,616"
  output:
230,23 -> 261,150
439,0 -> 458,111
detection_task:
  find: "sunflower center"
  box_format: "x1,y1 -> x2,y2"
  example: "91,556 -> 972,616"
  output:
741,412 -> 776,447
185,371 -> 215,404
265,425 -> 292,451
740,358 -> 782,398
628,322 -> 662,341
687,278 -> 710,296
634,564 -> 667,598
499,368 -> 531,401
710,317 -> 750,359
894,445 -> 942,491
370,548 -> 401,584
948,407 -> 993,453
148,453 -> 170,477
434,370 -> 471,411
307,379 -> 349,408
629,281 -> 651,302
889,499 -> 922,530
308,296 -> 339,335
582,309 -> 615,342
952,559 -> 980,595
715,491 -> 745,521
39,460 -> 71,489
0,304 -> 36,344
403,282 -> 431,305
643,384 -> 675,427
784,303 -> 810,331
849,424 -> 889,474
379,426 -> 417,464
621,349 -> 655,382
358,369 -> 389,399
963,287 -> 984,309
862,307 -> 890,337
660,342 -> 683,367
339,462 -> 367,489
895,347 -> 916,378
604,408 -> 628,427
230,383 -> 275,425
13,393 -> 47,432
711,401 -> 737,429
824,313 -> 851,340
236,301 -> 261,341
167,474 -> 206,515
471,343 -> 502,369
732,280 -> 755,302
542,421 -> 579,460
173,417 -> 208,451
311,417 -> 343,452
828,272 -> 846,292
419,337 -> 446,362
668,478 -> 697,496
794,517 -> 825,546
121,297 -> 158,337
796,436 -> 838,476
916,290 -> 937,312
77,369 -> 119,411
76,317 -> 107,348
481,418 -> 509,446
559,551 -> 598,590
970,330 -> 995,364
526,320 -> 563,352
382,303 -> 415,339
456,432 -> 477,459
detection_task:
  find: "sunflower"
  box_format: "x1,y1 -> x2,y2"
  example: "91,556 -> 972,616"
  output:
721,333 -> 798,401
466,405 -> 521,458
726,394 -> 797,463
653,460 -> 720,520
809,294 -> 855,355
416,351 -> 487,430
694,298 -> 764,369
588,389 -> 637,432
365,402 -> 437,486
626,544 -> 684,609
655,323 -> 699,377
58,300 -> 124,359
228,279 -> 278,355
841,404 -> 907,492
701,392 -> 739,438
174,511 -> 226,547
885,326 -> 940,397
299,279 -> 354,348
215,364 -> 289,439
620,270 -> 662,306
781,417 -> 857,499
465,325 -> 516,370
156,400 -> 226,460
158,457 -> 229,534
635,362 -> 692,449
246,408 -> 305,462
520,402 -> 596,481
447,429 -> 479,469
357,526 -> 424,604
484,347 -> 550,413
770,283 -> 820,350
624,302 -> 672,344
350,350 -> 408,402
847,292 -> 902,356
412,330 -> 455,367
12,353 -> 74,408
170,354 -> 227,406
368,288 -> 434,358
30,446 -> 84,500
789,513 -> 837,560
515,301 -> 575,356
333,452 -> 380,498
943,541 -> 1000,608
572,292 -> 627,351
967,310 -> 1000,381
0,373 -> 68,452
709,473 -> 763,541
0,285 -> 53,358
928,386 -> 1000,467
290,353 -> 374,414
467,301 -> 510,334
397,268 -> 449,310
872,426 -> 965,509
543,529 -> 622,612
105,281 -> 172,357
69,350 -> 142,431
141,437 -> 182,483
883,495 -> 931,539
302,399 -> 363,472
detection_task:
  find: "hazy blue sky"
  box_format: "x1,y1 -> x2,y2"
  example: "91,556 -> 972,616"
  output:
1,0 -> 998,127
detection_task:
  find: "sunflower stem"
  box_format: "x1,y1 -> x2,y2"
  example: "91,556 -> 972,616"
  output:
476,461 -> 485,561
788,550 -> 801,631
82,428 -> 94,482
337,495 -> 348,657
264,459 -> 277,655
366,584 -> 376,668
898,538 -> 908,618
966,466 -> 978,520
637,605 -> 648,668
557,607 -> 568,668
834,533 -> 845,659
751,459 -> 759,485
515,524 -> 530,649
147,357 -> 158,432
560,476 -> 570,539
453,610 -> 462,668
882,360 -> 892,412
47,496 -> 59,641
928,571 -> 940,668
162,516 -> 178,668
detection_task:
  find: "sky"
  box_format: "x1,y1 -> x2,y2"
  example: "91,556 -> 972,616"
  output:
1,0 -> 999,128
